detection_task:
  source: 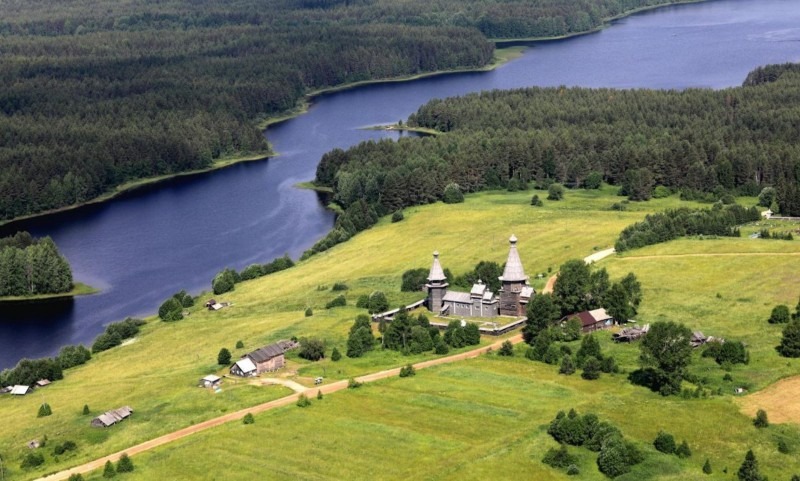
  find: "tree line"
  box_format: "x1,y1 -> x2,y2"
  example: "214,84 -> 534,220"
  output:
0,0 -> 687,221
0,231 -> 73,296
313,65 -> 800,244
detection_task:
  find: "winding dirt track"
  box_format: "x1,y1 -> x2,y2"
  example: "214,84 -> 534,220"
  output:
37,335 -> 522,481
542,247 -> 616,294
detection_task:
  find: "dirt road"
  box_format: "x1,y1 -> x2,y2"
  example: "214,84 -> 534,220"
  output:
542,247 -> 615,294
37,335 -> 522,481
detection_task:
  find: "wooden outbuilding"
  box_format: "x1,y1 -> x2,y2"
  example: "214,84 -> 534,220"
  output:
199,375 -> 222,388
91,406 -> 133,428
10,385 -> 31,396
35,379 -> 51,388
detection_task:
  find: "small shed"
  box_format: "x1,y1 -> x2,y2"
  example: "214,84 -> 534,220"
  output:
11,385 -> 31,396
563,308 -> 615,333
200,375 -> 222,388
91,406 -> 134,428
35,379 -> 51,388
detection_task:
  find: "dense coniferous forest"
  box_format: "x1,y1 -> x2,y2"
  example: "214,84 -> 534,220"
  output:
0,231 -> 73,296
313,65 -> 800,255
0,0 -> 677,221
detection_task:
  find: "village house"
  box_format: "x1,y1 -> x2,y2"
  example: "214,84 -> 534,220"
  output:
427,235 -> 534,318
230,341 -> 298,377
562,308 -> 616,333
91,406 -> 133,428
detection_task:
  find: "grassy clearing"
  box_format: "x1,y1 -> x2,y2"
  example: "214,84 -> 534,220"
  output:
2,187 -> 798,480
80,354 -> 800,481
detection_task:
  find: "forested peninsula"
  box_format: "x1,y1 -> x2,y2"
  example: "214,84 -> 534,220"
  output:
310,64 -> 800,256
0,231 -> 76,299
0,0 -> 691,222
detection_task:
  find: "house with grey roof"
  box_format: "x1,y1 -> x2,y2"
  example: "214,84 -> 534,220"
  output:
427,235 -> 534,318
231,342 -> 292,376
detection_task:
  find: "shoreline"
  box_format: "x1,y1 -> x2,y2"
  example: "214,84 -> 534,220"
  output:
0,0 -> 708,229
0,282 -> 98,303
0,152 -> 271,229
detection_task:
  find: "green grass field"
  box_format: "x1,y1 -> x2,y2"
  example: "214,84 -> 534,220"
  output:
2,186 -> 799,480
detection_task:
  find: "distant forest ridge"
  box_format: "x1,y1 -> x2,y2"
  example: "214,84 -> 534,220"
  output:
312,63 -> 800,254
0,0 -> 684,221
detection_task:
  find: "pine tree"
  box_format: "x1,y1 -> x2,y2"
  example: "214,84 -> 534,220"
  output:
217,347 -> 231,365
82,404 -> 90,415
331,347 -> 342,361
753,409 -> 769,428
737,450 -> 765,481
116,453 -> 134,473
702,458 -> 712,474
37,403 -> 52,418
103,460 -> 116,478
559,355 -> 576,375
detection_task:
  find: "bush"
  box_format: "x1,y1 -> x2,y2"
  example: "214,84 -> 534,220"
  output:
367,291 -> 389,314
331,347 -> 342,361
348,378 -> 362,389
68,474 -> 85,481
581,356 -> 601,380
116,453 -> 134,473
675,440 -> 692,458
217,348 -> 231,365
356,294 -> 370,308
56,344 -> 92,370
91,318 -> 144,354
21,452 -> 45,469
54,440 -> 77,455
401,268 -> 429,292
597,435 -> 643,478
434,339 -> 449,355
235,340 -> 244,349
531,194 -> 543,206
212,269 -> 236,295
296,393 -> 312,407
769,305 -> 791,324
37,402 -> 53,417
703,458 -> 712,474
399,364 -> 416,378
559,355 -> 576,375
325,295 -> 347,309
391,210 -> 404,222
243,413 -> 255,424
498,340 -> 514,356
778,439 -> 790,454
83,404 -> 90,415
653,431 -> 676,454
753,409 -> 769,428
103,460 -> 116,478
778,320 -> 800,357
542,444 -> 577,469
331,282 -> 348,291
567,464 -> 580,475
443,183 -> 464,204
298,338 -> 326,361
584,171 -> 602,189
547,183 -> 565,201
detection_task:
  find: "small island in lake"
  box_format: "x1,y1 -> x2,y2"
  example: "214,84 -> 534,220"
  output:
0,231 -> 97,302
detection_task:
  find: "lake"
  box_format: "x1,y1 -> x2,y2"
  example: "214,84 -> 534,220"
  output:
1,0 -> 798,368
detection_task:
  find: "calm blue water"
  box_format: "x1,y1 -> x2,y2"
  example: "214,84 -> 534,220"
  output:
1,0 -> 798,368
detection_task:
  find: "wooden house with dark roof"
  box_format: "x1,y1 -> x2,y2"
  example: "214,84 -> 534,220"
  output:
563,308 -> 615,333
231,343 -> 288,376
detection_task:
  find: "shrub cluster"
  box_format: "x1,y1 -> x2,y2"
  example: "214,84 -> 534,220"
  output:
702,340 -> 749,366
325,295 -> 347,309
399,364 -> 416,377
347,315 -> 376,358
158,290 -> 194,321
91,318 -> 145,353
212,255 -> 295,294
615,205 -> 760,252
547,409 -> 643,478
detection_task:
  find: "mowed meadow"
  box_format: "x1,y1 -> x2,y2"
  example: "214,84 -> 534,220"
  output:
2,186 -> 800,480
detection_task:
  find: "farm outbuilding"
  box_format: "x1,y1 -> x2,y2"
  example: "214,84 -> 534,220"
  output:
10,385 -> 31,396
91,406 -> 133,428
563,308 -> 616,333
200,375 -> 222,388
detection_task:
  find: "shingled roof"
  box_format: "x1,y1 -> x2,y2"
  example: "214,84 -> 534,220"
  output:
247,344 -> 285,363
499,235 -> 529,282
427,251 -> 447,282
